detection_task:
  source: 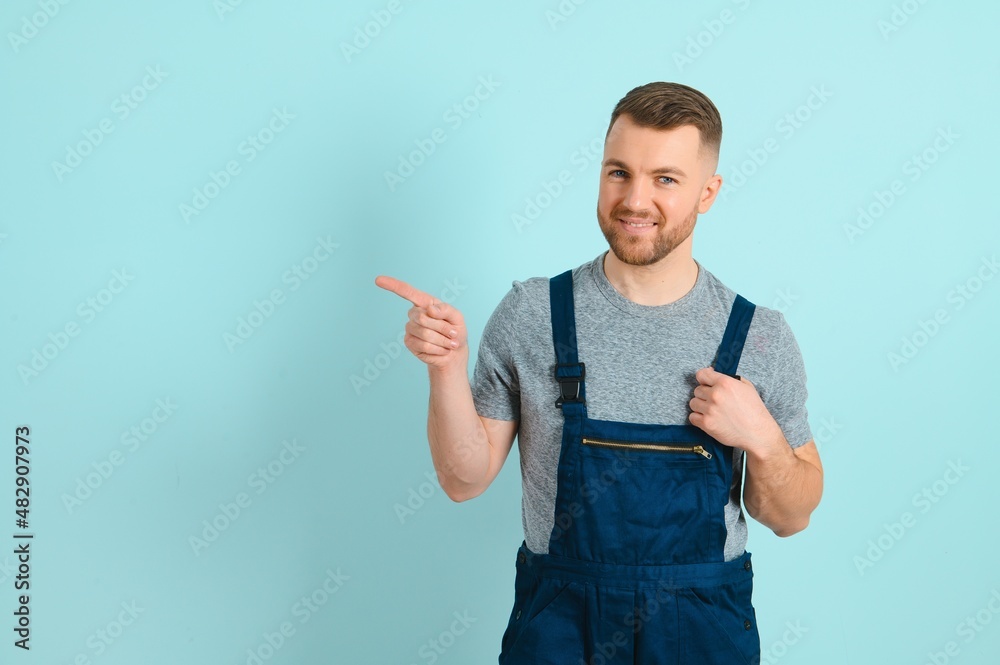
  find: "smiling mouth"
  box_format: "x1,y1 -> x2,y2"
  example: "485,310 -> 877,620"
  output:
619,217 -> 656,229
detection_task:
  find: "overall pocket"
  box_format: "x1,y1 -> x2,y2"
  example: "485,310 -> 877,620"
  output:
498,563 -> 534,659
575,436 -> 721,564
680,575 -> 760,665
500,576 -> 583,664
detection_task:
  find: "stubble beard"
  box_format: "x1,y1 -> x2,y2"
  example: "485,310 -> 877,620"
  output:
598,202 -> 699,267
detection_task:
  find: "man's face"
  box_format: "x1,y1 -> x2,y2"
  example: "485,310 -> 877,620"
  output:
597,115 -> 722,266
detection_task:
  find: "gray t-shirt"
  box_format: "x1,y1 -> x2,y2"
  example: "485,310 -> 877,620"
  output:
471,249 -> 813,561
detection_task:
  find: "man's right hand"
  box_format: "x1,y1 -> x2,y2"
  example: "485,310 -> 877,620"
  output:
374,275 -> 468,370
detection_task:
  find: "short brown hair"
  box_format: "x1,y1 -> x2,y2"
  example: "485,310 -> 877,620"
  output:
606,82 -> 722,166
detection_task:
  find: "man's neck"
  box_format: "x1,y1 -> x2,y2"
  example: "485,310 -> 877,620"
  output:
602,250 -> 699,307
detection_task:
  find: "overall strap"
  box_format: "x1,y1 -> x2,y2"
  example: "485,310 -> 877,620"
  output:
549,270 -> 586,412
714,294 -> 756,378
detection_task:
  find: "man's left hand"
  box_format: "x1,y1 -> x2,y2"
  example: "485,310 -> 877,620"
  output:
688,366 -> 784,456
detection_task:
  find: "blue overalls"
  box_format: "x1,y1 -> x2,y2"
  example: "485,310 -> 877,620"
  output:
498,268 -> 762,664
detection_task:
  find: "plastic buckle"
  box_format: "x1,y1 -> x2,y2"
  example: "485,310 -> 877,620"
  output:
554,362 -> 586,408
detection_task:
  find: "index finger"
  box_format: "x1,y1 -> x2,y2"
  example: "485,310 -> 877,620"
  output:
374,275 -> 434,308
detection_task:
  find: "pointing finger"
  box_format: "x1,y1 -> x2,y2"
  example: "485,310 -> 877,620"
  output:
374,275 -> 432,308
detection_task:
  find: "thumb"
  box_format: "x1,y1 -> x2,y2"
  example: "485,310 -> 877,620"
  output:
427,298 -> 465,326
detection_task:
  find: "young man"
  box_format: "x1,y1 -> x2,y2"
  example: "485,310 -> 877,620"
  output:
375,81 -> 822,664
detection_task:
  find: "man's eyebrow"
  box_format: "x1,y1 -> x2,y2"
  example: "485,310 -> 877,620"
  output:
602,158 -> 687,178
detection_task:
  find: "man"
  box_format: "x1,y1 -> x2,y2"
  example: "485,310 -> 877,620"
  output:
375,81 -> 823,664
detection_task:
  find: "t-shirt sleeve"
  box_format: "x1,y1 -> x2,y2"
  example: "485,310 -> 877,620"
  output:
758,311 -> 813,449
470,282 -> 522,422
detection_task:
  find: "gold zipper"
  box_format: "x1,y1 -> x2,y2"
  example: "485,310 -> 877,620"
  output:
581,437 -> 713,459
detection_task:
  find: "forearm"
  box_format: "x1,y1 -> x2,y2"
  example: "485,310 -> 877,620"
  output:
426,356 -> 491,500
743,433 -> 822,537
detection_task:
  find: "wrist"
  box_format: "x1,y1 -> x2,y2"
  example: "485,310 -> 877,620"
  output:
427,353 -> 468,380
745,425 -> 791,466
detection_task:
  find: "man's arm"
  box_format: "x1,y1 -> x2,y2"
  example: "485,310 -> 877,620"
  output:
690,306 -> 821,537
743,437 -> 823,537
374,274 -> 518,502
428,280 -> 524,501
689,365 -> 822,538
427,360 -> 518,502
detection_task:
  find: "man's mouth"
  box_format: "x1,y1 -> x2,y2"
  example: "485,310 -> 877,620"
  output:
619,217 -> 657,232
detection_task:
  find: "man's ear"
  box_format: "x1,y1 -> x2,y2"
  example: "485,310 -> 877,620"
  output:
698,172 -> 723,213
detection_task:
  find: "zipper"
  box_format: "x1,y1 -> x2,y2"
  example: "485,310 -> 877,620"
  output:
581,437 -> 713,459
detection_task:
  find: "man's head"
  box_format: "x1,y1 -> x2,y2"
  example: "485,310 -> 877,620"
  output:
597,82 -> 723,267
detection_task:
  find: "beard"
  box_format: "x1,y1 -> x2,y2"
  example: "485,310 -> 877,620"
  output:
597,201 -> 699,267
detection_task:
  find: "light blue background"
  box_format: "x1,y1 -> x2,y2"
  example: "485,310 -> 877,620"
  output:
2,0 -> 998,663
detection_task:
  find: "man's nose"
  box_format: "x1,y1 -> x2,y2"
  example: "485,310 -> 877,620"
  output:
624,177 -> 651,210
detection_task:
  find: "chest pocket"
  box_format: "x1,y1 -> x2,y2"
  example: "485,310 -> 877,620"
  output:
572,434 -> 729,565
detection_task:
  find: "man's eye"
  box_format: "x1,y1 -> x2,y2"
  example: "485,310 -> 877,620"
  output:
609,170 -> 626,177
660,177 -> 675,184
